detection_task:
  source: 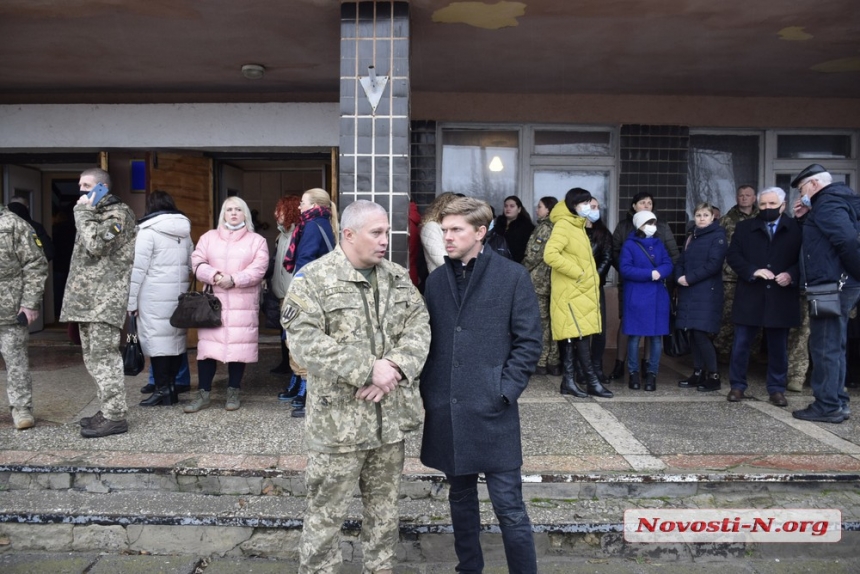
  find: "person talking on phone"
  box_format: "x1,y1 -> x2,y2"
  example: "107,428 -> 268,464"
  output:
61,167 -> 137,438
0,203 -> 48,430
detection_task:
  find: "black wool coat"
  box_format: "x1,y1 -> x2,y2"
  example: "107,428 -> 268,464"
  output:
419,249 -> 542,476
726,215 -> 802,328
674,222 -> 727,334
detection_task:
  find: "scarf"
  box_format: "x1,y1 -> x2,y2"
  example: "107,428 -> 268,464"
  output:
283,205 -> 331,273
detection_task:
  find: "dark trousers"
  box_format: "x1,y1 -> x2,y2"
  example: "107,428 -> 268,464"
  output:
730,325 -> 789,394
150,355 -> 181,390
446,468 -> 537,574
590,285 -> 608,368
197,359 -> 246,391
808,286 -> 860,414
689,329 -> 717,372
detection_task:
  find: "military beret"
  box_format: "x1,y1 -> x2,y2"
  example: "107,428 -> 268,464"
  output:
791,164 -> 827,188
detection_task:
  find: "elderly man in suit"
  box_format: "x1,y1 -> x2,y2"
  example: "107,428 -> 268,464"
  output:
420,196 -> 542,574
725,187 -> 802,407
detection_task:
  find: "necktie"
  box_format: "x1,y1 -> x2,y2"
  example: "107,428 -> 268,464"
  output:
768,223 -> 776,239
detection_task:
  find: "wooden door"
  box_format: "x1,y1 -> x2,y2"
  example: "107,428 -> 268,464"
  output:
149,152 -> 213,347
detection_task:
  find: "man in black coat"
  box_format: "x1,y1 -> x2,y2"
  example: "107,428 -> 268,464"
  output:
791,164 -> 860,424
726,187 -> 802,407
420,196 -> 541,574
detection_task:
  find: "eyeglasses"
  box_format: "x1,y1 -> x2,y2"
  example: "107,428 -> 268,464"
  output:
797,180 -> 810,192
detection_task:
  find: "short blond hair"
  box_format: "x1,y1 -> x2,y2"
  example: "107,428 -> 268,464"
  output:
440,197 -> 493,231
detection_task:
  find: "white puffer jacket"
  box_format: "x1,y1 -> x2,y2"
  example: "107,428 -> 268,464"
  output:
127,212 -> 193,357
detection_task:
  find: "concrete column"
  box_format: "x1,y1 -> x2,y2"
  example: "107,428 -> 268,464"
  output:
340,1 -> 410,265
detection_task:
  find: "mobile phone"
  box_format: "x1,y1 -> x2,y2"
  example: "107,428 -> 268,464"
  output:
87,183 -> 110,206
16,311 -> 28,326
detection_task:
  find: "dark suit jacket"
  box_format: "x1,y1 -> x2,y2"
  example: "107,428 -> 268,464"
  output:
420,248 -> 541,476
726,215 -> 802,328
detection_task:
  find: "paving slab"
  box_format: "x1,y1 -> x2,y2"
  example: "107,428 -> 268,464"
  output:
0,552 -> 97,574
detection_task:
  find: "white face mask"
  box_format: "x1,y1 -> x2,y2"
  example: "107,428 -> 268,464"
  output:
642,224 -> 657,237
586,210 -> 600,223
575,204 -> 592,219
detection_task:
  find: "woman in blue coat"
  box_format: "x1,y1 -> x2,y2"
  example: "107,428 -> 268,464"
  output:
620,210 -> 673,391
675,203 -> 728,392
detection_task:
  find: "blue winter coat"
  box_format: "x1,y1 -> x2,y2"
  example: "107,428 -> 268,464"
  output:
800,182 -> 860,288
295,216 -> 335,273
620,233 -> 673,336
674,222 -> 727,333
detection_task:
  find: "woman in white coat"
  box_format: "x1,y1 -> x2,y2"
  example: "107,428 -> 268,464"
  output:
128,191 -> 193,407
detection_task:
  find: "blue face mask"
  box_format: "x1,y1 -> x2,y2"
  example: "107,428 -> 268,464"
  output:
800,194 -> 812,208
586,210 -> 601,223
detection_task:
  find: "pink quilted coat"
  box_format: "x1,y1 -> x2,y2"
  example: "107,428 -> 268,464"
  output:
191,226 -> 269,363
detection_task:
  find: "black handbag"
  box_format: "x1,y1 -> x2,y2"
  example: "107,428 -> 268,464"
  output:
664,294 -> 692,357
122,315 -> 145,376
805,283 -> 842,318
169,273 -> 223,329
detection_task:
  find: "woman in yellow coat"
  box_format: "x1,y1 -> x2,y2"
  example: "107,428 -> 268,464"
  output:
544,188 -> 613,399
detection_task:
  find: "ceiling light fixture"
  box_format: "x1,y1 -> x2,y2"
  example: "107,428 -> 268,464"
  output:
488,155 -> 504,172
241,64 -> 266,80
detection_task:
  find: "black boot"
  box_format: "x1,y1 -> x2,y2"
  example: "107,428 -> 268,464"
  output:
139,382 -> 177,407
592,360 -> 610,385
697,371 -> 722,392
575,338 -> 613,398
270,338 -> 293,374
628,372 -> 640,390
609,359 -> 625,380
678,368 -> 703,388
644,371 -> 657,392
559,340 -> 587,398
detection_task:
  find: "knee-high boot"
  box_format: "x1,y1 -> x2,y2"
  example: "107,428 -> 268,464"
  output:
560,340 -> 587,398
575,337 -> 614,398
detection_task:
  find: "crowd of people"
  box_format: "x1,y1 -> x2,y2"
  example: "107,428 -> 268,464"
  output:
2,163 -> 859,573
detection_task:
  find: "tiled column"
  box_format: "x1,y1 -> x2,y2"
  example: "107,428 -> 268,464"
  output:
340,2 -> 410,266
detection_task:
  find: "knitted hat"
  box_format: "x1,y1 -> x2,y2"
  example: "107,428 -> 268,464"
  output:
632,210 -> 656,230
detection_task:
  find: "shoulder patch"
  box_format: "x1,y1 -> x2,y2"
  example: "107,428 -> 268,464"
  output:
103,223 -> 122,241
31,230 -> 43,248
281,293 -> 308,327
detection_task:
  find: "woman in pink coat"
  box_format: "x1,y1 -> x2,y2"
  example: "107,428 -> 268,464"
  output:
184,197 -> 269,413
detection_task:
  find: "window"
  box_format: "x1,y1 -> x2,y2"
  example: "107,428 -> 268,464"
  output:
533,130 -> 612,156
688,134 -> 760,219
440,129 -> 519,212
777,134 -> 851,159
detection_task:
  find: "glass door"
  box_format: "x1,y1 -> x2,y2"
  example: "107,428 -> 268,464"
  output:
532,168 -> 612,221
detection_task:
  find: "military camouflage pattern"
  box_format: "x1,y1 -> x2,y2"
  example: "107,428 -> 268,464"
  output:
522,217 -> 553,296
60,195 -> 137,330
536,293 -> 560,368
0,206 -> 49,324
283,246 -> 431,454
1,325 -> 32,409
79,322 -> 128,420
300,442 -> 404,573
720,205 -> 758,282
787,302 -> 811,391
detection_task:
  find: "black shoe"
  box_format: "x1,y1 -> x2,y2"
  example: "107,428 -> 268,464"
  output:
843,405 -> 851,419
644,372 -> 657,392
139,387 -> 177,407
592,360 -> 610,385
696,372 -> 722,392
546,363 -> 562,377
534,365 -> 547,376
628,372 -> 641,390
139,384 -> 155,394
609,360 -> 625,380
81,417 -> 128,438
678,369 -> 703,388
560,341 -> 587,398
79,410 -> 105,428
291,378 -> 307,409
792,405 -> 845,424
279,374 -> 301,401
173,385 -> 191,394
291,407 -> 305,418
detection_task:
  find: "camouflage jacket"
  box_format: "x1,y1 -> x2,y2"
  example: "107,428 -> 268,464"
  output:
60,195 -> 137,329
283,246 -> 431,454
0,206 -> 48,325
521,217 -> 553,296
720,204 -> 758,281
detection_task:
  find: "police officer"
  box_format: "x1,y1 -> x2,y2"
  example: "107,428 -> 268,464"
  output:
61,167 -> 137,438
0,204 -> 48,430
283,200 -> 430,574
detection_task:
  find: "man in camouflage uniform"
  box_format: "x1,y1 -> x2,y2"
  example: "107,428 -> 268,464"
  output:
283,200 -> 430,574
714,184 -> 758,361
786,303 -> 811,392
0,205 -> 48,430
61,168 -> 137,438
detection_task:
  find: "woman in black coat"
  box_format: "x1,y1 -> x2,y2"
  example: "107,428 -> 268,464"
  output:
675,203 -> 728,392
492,195 -> 535,264
585,198 -> 613,382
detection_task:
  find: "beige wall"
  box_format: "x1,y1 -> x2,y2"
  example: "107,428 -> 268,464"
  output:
413,92 -> 860,129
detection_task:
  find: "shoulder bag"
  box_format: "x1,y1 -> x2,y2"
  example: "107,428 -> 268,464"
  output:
122,314 -> 145,376
800,248 -> 843,318
169,265 -> 223,329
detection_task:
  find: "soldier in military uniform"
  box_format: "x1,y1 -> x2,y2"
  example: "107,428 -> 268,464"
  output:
714,184 -> 758,361
61,168 -> 137,438
282,200 -> 430,574
786,303 -> 811,392
0,205 -> 48,430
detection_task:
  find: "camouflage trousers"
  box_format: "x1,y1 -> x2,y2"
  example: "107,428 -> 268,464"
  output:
787,302 -> 811,391
300,441 -> 405,574
0,324 -> 31,410
536,292 -> 560,368
714,282 -> 737,360
79,322 -> 128,420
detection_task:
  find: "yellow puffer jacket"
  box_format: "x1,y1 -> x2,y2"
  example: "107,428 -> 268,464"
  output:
543,202 -> 601,340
